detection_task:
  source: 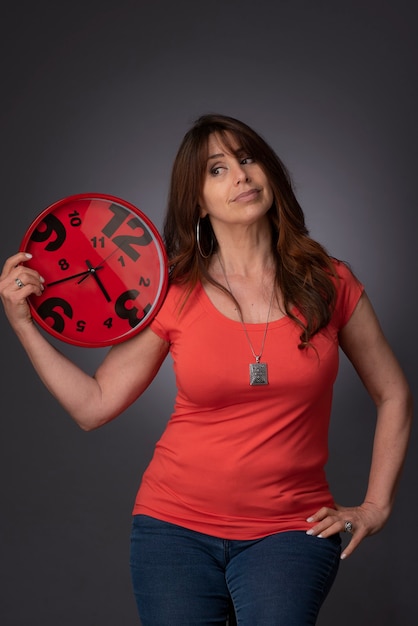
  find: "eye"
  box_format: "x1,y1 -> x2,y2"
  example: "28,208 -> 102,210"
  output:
240,156 -> 255,165
210,165 -> 225,176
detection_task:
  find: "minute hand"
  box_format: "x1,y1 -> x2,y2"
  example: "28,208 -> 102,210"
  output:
46,268 -> 101,287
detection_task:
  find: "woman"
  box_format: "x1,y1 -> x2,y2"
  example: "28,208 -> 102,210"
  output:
0,114 -> 412,625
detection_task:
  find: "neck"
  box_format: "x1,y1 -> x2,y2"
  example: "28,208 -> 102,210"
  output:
211,223 -> 275,279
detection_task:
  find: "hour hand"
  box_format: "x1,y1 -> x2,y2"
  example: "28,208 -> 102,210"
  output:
81,260 -> 112,302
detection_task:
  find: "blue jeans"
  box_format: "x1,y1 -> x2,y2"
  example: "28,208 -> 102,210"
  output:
130,515 -> 341,626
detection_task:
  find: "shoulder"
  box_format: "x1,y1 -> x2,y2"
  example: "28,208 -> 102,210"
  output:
150,281 -> 201,339
159,281 -> 201,312
330,258 -> 365,329
330,258 -> 363,292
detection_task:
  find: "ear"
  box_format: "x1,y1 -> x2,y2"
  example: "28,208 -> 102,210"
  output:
197,202 -> 208,218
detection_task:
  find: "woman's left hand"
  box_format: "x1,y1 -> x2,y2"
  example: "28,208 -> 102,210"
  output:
306,501 -> 390,559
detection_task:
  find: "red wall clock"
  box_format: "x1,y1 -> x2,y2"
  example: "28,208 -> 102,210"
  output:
20,193 -> 168,347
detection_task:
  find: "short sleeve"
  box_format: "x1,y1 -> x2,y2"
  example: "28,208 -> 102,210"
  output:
149,283 -> 186,342
150,314 -> 170,342
332,260 -> 364,330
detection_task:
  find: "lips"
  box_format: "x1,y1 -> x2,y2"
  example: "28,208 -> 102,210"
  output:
232,188 -> 261,202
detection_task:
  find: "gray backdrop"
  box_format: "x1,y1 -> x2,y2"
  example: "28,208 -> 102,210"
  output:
1,1 -> 416,624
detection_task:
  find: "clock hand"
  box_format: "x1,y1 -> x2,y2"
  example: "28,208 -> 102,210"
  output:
46,268 -> 102,287
79,235 -> 134,284
77,246 -> 121,285
81,260 -> 112,302
92,246 -> 122,270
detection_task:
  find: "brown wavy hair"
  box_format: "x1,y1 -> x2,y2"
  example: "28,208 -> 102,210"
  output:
163,113 -> 338,348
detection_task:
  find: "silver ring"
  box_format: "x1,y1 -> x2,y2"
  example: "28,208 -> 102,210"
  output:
15,277 -> 25,288
344,520 -> 354,534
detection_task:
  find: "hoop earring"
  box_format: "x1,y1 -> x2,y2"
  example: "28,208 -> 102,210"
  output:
196,217 -> 214,258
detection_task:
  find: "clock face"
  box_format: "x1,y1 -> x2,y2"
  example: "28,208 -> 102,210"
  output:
20,194 -> 168,347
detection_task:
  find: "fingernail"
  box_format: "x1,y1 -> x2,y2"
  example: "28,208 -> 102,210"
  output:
25,253 -> 32,258
340,553 -> 347,560
306,529 -> 314,535
40,276 -> 45,283
306,517 -> 314,522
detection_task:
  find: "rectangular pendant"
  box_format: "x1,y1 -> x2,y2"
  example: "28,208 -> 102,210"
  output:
249,362 -> 268,386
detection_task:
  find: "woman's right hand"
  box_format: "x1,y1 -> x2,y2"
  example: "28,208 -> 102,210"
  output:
0,252 -> 45,329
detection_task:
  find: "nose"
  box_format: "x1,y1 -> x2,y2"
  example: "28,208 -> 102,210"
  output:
234,163 -> 250,185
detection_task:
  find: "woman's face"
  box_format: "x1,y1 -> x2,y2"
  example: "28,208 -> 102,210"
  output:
198,132 -> 274,231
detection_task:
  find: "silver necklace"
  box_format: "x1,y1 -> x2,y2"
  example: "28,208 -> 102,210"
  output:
217,254 -> 275,386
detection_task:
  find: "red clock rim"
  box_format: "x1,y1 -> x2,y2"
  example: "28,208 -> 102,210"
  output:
19,193 -> 169,348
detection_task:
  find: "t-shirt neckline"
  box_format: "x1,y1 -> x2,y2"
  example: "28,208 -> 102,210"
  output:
197,281 -> 293,330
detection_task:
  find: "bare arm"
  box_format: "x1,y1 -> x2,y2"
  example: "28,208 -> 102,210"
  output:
306,291 -> 413,558
0,252 -> 169,430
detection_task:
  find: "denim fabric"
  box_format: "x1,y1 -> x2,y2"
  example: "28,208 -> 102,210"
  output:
130,515 -> 341,626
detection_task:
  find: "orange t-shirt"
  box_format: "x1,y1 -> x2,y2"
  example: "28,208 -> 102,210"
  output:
133,260 -> 364,539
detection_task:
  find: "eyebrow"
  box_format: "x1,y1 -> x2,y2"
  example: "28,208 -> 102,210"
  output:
207,152 -> 225,161
207,148 -> 246,161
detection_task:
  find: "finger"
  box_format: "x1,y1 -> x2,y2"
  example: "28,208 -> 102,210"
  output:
5,269 -> 45,298
306,507 -> 336,523
18,276 -> 45,297
307,506 -> 358,536
318,520 -> 345,538
1,252 -> 33,278
307,517 -> 342,538
14,267 -> 45,285
340,532 -> 365,560
7,257 -> 45,290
